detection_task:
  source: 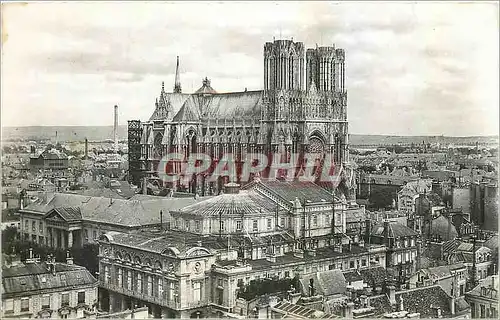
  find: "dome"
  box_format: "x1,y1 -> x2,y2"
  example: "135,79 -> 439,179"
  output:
177,189 -> 275,216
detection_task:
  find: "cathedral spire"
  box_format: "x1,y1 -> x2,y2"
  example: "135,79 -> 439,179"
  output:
173,56 -> 182,93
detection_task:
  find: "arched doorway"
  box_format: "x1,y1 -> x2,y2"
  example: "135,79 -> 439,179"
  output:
190,310 -> 204,318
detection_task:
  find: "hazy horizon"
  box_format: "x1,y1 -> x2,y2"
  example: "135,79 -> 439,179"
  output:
2,2 -> 499,136
2,125 -> 498,139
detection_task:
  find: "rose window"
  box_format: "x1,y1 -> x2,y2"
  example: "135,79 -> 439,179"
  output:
308,137 -> 325,154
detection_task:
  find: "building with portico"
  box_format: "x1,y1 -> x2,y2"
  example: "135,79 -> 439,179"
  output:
18,192 -> 209,249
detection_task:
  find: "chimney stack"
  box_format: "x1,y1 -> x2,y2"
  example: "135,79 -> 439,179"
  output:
160,210 -> 163,231
365,218 -> 371,243
84,138 -> 88,159
66,251 -> 73,265
114,105 -> 118,153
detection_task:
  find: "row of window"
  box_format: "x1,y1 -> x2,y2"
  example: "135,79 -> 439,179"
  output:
470,302 -> 497,319
24,219 -> 43,234
393,251 -> 416,264
395,238 -> 416,248
104,266 -> 179,302
23,219 -> 104,243
3,292 -> 85,314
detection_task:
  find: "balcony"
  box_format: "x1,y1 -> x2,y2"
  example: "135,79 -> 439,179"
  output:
101,283 -> 181,310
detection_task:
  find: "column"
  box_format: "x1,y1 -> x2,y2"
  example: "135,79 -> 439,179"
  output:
68,231 -> 73,248
121,294 -> 127,311
109,292 -> 116,313
56,229 -> 60,249
48,227 -> 52,248
60,230 -> 65,250
98,290 -> 104,311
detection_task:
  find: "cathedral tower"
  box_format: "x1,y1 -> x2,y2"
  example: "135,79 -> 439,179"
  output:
264,39 -> 305,92
306,46 -> 345,93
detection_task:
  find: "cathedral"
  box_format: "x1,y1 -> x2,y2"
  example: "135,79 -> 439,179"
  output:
128,38 -> 355,199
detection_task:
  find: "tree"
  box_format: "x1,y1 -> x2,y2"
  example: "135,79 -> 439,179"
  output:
368,186 -> 396,210
237,276 -> 300,301
2,226 -> 18,249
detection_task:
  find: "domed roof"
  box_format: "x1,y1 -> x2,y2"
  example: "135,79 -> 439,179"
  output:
177,189 -> 275,216
429,215 -> 458,241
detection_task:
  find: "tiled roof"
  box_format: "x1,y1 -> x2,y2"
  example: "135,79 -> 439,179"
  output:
359,267 -> 389,287
371,221 -> 418,238
455,296 -> 470,313
272,300 -> 338,319
483,235 -> 499,250
149,92 -> 190,121
367,295 -> 392,316
2,262 -> 97,297
172,90 -> 263,122
101,229 -> 235,256
23,192 -> 212,227
175,190 -> 276,216
38,149 -> 69,160
343,270 -> 363,283
466,275 -> 498,298
368,285 -> 456,318
442,239 -> 462,254
299,269 -> 347,297
424,263 -> 466,279
251,179 -> 335,204
69,188 -> 126,200
395,285 -> 454,317
52,207 -> 82,222
456,242 -> 474,252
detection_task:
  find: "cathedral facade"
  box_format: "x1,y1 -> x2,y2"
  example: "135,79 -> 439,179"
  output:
128,38 -> 355,198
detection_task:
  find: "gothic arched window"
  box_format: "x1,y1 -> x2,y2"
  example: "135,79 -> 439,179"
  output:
308,137 -> 325,154
153,133 -> 163,159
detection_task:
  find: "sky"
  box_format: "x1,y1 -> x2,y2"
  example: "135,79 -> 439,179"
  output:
1,1 -> 499,136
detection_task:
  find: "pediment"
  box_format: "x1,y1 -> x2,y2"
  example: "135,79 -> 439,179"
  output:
45,210 -> 65,221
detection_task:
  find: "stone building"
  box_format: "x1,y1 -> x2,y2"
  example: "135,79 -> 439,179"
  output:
465,275 -> 498,318
2,253 -> 98,319
128,38 -> 356,200
29,149 -> 69,171
18,192 -> 208,249
367,220 -> 420,283
96,181 -> 386,318
397,179 -> 433,214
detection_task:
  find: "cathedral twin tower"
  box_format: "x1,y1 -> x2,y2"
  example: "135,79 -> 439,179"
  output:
264,39 -> 346,93
128,38 -> 351,196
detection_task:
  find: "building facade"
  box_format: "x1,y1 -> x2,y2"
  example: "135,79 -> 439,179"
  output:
465,275 -> 498,319
128,38 -> 356,200
367,220 -> 420,283
18,192 -> 209,249
2,255 -> 98,319
29,149 -> 69,171
97,181 -> 386,318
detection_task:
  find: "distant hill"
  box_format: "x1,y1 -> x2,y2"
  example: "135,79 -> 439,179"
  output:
2,126 -> 498,146
348,134 -> 499,146
2,126 -> 128,142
